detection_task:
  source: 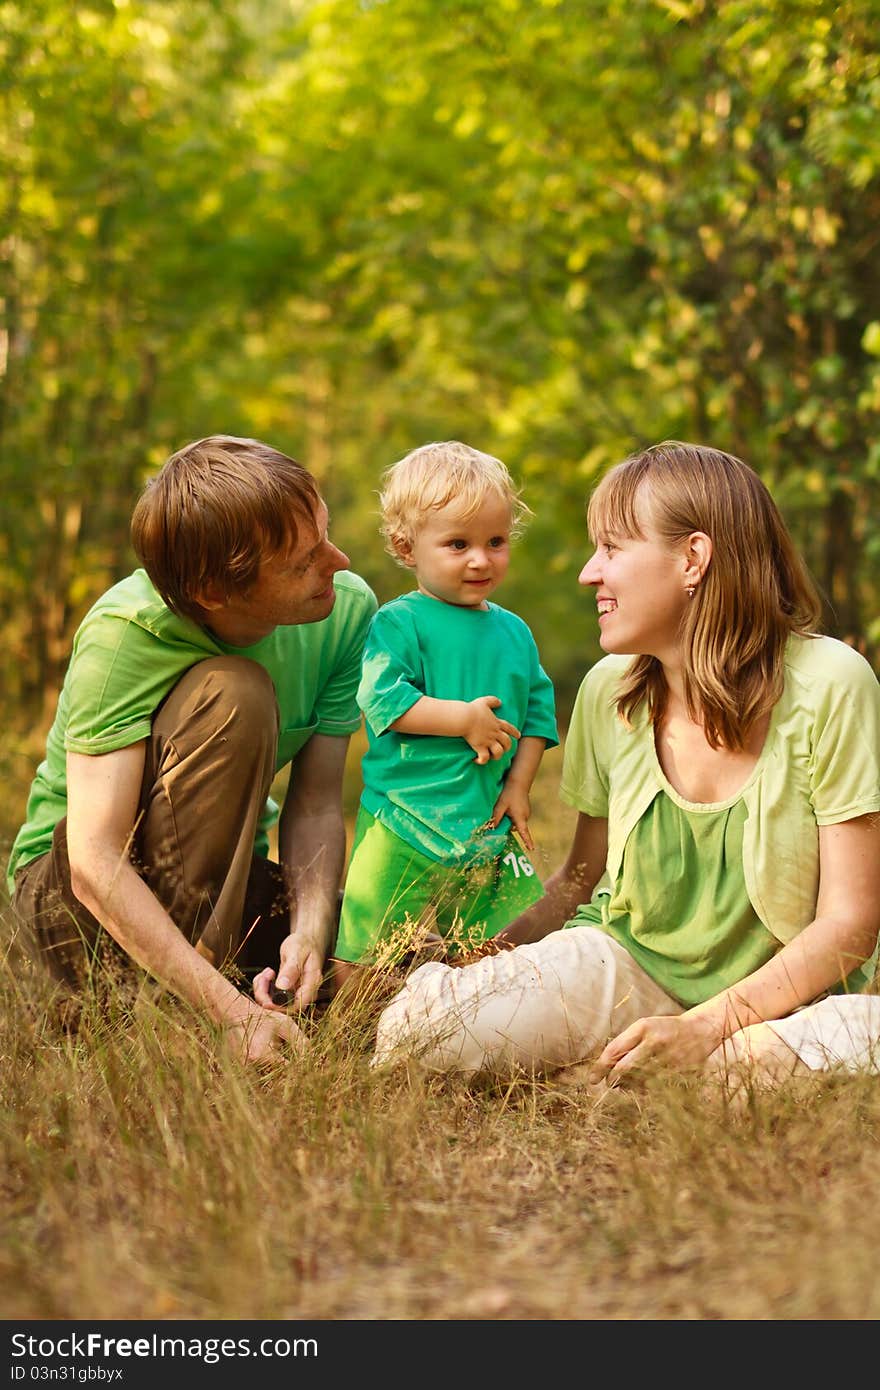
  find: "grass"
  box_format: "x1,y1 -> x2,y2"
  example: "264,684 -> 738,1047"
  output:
3,734 -> 880,1321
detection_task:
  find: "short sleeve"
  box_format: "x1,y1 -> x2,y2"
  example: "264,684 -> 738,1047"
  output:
522,634 -> 560,750
558,658 -> 623,817
357,607 -> 425,736
313,576 -> 378,735
65,616 -> 198,754
809,646 -> 880,825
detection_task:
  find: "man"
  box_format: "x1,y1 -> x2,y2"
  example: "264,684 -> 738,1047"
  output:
8,435 -> 376,1062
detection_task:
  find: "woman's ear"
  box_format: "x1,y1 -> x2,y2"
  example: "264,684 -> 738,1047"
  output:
683,531 -> 712,591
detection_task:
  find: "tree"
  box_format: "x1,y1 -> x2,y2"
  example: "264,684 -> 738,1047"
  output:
4,0 -> 880,720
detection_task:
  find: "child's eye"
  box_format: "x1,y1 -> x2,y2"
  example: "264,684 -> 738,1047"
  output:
603,542 -> 617,556
448,539 -> 468,551
488,536 -> 508,549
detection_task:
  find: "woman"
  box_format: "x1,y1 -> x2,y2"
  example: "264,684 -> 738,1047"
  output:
372,442 -> 880,1083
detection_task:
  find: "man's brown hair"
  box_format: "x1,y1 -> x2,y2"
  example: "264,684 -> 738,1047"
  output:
131,435 -> 320,621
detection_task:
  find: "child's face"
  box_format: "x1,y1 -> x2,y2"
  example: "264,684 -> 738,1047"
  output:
402,493 -> 512,608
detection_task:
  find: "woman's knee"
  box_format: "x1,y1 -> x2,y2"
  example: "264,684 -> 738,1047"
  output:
372,927 -> 641,1077
707,1023 -> 809,1087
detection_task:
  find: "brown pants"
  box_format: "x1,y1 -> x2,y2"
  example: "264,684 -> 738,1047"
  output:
12,657 -> 293,990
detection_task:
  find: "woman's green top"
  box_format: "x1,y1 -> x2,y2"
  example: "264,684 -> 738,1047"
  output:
561,636 -> 880,1002
568,791 -> 778,1006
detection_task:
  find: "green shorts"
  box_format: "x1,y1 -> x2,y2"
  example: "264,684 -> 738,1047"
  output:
334,806 -> 544,964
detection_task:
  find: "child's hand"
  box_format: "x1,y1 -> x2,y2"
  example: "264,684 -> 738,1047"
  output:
489,781 -> 534,850
463,696 -> 520,765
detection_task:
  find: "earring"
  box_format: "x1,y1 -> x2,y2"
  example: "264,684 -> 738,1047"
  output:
686,585 -> 696,599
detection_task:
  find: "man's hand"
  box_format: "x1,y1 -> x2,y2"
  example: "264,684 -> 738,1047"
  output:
488,780 -> 534,850
268,733 -> 348,1012
252,932 -> 325,1012
463,696 -> 520,765
224,1007 -> 306,1064
588,1012 -> 724,1083
66,746 -> 305,1041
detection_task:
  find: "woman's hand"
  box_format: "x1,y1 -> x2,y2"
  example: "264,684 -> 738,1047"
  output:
589,1011 -> 725,1082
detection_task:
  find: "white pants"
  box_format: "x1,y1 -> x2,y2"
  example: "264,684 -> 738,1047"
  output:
372,925 -> 880,1079
373,926 -> 682,1077
767,995 -> 880,1073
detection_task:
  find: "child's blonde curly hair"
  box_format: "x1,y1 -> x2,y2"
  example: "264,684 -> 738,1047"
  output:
380,441 -> 531,564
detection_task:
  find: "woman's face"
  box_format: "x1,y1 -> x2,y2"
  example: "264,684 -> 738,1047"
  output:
578,521 -> 693,663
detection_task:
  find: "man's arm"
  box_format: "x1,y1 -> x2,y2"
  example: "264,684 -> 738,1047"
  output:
66,745 -> 304,1062
254,733 -> 350,1010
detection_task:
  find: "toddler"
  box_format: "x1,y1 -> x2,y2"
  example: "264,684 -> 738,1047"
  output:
333,441 -> 558,980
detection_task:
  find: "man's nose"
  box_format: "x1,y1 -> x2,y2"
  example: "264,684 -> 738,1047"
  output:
326,541 -> 350,572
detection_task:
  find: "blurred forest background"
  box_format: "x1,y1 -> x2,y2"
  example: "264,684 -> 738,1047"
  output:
3,0 -> 880,744
5,3 -> 880,1323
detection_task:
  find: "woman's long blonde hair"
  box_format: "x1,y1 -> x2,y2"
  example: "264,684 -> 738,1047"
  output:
587,441 -> 822,749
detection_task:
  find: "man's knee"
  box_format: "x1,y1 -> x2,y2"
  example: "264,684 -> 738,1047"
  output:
164,655 -> 277,725
152,657 -> 279,765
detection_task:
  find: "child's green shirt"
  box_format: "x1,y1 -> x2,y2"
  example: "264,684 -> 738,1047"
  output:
358,591 -> 558,864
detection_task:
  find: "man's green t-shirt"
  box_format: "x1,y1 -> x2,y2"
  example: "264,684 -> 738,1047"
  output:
8,568 -> 377,891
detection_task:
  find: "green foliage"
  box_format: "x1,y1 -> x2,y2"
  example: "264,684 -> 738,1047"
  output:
3,0 -> 880,721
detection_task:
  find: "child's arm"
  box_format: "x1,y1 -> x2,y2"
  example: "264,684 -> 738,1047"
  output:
391,695 -> 521,765
487,735 -> 546,850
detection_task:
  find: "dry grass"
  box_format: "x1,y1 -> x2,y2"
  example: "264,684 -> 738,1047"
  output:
3,737 -> 880,1321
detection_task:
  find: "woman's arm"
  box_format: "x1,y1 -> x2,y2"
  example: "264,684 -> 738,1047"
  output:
467,812 -> 609,954
592,812 -> 880,1078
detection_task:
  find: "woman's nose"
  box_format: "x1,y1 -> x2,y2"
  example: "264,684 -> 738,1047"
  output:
579,550 -> 601,586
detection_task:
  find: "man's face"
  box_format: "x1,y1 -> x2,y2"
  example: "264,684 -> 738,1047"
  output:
203,501 -> 350,646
